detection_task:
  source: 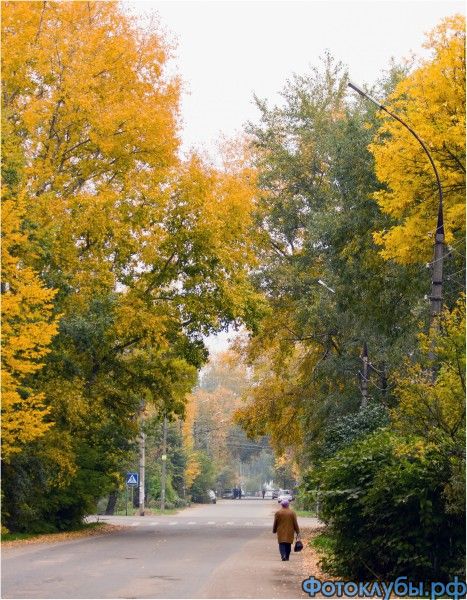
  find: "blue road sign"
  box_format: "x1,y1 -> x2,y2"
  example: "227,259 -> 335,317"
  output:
126,472 -> 139,486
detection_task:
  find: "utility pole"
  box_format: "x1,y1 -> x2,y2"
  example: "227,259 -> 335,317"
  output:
160,415 -> 168,511
430,208 -> 445,319
360,342 -> 369,408
380,361 -> 388,404
138,427 -> 146,516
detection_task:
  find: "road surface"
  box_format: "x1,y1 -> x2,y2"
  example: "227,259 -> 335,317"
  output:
2,499 -> 320,599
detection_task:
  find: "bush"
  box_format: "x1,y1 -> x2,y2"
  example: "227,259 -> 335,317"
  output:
2,441 -> 113,532
308,429 -> 465,582
321,403 -> 389,458
189,451 -> 215,503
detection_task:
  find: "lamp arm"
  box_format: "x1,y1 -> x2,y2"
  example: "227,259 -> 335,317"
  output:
379,104 -> 443,231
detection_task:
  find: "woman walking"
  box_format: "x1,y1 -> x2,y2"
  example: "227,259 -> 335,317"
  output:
272,498 -> 300,561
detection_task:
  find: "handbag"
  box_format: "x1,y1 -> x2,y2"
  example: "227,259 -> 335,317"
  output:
294,537 -> 303,552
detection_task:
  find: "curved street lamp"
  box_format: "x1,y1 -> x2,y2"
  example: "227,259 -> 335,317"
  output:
347,81 -> 444,322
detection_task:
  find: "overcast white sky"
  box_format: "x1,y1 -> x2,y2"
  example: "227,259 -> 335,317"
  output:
127,0 -> 464,353
130,1 -> 463,157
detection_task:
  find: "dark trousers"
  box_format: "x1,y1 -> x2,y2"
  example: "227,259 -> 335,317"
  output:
279,542 -> 291,560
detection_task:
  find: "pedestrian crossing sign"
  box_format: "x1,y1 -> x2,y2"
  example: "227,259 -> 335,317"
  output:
126,472 -> 138,486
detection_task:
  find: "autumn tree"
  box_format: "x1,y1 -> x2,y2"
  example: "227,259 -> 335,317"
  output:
182,394 -> 201,491
235,24 -> 465,579
392,296 -> 466,515
188,350 -> 272,494
1,114 -> 58,462
371,15 -> 466,267
307,299 -> 466,582
1,1 -> 261,531
235,54 -> 426,469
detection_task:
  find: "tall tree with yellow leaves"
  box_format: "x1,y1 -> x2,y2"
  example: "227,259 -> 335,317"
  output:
2,1 -> 262,532
182,396 -> 201,490
1,122 -> 58,460
371,15 -> 465,264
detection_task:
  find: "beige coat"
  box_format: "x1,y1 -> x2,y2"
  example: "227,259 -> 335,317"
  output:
273,507 -> 300,543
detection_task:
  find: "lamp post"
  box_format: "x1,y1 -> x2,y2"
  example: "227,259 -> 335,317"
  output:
160,414 -> 168,511
138,400 -> 146,516
347,81 -> 444,323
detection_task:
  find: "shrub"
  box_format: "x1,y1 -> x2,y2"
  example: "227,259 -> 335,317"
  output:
308,429 -> 465,582
189,451 -> 215,503
321,403 -> 389,458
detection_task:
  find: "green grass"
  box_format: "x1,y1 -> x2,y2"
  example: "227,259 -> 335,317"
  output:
142,508 -> 178,515
310,531 -> 334,553
295,509 -> 317,518
113,507 -> 178,516
2,532 -> 37,542
2,521 -> 105,542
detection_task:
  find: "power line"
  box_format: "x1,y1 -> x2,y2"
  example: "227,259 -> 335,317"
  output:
416,238 -> 465,273
225,441 -> 269,449
445,266 -> 466,280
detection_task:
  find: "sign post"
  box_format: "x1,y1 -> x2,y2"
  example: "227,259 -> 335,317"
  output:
160,416 -> 168,511
126,472 -> 138,516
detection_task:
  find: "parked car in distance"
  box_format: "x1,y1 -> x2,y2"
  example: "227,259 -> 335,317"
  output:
277,489 -> 294,503
272,489 -> 280,499
221,489 -> 234,499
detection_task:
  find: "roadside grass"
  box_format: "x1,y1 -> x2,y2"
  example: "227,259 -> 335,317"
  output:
309,530 -> 335,558
2,532 -> 36,542
295,509 -> 318,518
2,522 -> 107,543
112,507 -> 179,516
146,508 -> 179,515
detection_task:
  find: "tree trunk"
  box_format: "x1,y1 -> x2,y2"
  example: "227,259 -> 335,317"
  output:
105,491 -> 118,515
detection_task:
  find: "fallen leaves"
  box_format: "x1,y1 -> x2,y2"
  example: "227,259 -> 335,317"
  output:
1,523 -> 126,548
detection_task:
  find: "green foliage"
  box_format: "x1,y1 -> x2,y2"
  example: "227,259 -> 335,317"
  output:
392,297 -> 466,444
306,300 -> 466,582
143,419 -> 188,508
2,448 -> 56,534
319,403 -> 389,459
308,430 -> 465,582
147,471 -> 178,507
216,465 -> 237,490
189,451 -> 216,503
238,53 -> 427,466
2,1 -> 262,533
391,298 -> 466,522
2,439 -> 116,533
236,37 -> 465,584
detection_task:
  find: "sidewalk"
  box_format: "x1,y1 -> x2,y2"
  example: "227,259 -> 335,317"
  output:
195,529 -> 312,599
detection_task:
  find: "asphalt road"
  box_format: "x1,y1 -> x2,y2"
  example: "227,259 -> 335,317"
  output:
2,499 -> 320,599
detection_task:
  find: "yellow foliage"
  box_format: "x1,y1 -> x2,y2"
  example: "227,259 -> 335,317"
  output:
182,395 -> 201,487
2,0 -> 180,303
392,297 -> 465,438
1,1 -> 263,527
370,15 -> 466,263
234,327 -> 309,457
1,197 -> 58,461
2,1 -> 259,344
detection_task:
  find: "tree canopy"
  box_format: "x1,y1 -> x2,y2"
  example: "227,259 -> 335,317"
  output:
234,16 -> 465,581
1,0 -> 261,532
371,15 -> 465,264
